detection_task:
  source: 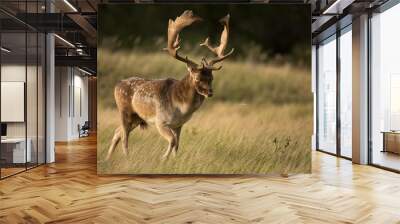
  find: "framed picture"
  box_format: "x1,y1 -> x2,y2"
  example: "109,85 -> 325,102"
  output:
97,4 -> 312,174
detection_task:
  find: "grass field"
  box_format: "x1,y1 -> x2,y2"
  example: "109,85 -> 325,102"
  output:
97,48 -> 312,174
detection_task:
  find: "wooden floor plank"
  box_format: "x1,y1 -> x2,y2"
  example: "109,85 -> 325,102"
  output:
0,134 -> 399,223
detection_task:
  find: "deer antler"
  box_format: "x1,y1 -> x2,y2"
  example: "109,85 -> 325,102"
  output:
164,10 -> 202,68
200,14 -> 234,68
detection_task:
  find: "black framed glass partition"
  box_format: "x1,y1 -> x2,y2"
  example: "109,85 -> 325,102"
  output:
316,22 -> 353,159
0,1 -> 46,179
0,30 -> 28,177
314,1 -> 400,172
339,25 -> 352,159
370,2 -> 400,172
317,34 -> 337,155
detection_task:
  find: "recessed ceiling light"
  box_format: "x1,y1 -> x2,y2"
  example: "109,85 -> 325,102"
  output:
78,67 -> 93,76
323,0 -> 354,15
1,47 -> 11,53
54,34 -> 75,48
63,0 -> 78,12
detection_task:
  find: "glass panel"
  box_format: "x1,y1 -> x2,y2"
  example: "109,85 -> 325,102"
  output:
339,27 -> 352,158
371,4 -> 400,171
0,2 -> 46,178
27,30 -> 38,169
26,0 -> 39,170
38,32 -> 45,165
317,35 -> 337,154
1,30 -> 27,177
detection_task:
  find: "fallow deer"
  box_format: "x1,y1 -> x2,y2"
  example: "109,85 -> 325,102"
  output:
106,10 -> 234,160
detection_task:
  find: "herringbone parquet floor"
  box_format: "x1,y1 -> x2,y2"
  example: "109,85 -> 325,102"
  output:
1,135 -> 400,224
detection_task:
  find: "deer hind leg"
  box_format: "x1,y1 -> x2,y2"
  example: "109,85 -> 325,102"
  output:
120,124 -> 130,156
120,113 -> 141,156
156,124 -> 178,159
106,126 -> 122,160
106,113 -> 139,160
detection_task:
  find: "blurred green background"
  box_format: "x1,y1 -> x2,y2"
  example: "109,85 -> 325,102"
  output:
98,4 -> 311,66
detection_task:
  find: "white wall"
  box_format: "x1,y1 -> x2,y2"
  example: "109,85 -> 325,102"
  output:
1,82 -> 25,122
55,67 -> 89,141
72,72 -> 89,138
1,66 -> 26,138
1,65 -> 35,137
55,67 -> 69,141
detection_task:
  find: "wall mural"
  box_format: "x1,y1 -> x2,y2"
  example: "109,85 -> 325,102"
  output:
97,4 -> 312,174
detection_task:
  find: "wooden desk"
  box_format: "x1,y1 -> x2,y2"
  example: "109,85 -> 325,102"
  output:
382,131 -> 400,154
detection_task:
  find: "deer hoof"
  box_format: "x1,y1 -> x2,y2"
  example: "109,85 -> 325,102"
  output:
162,152 -> 169,160
105,155 -> 111,161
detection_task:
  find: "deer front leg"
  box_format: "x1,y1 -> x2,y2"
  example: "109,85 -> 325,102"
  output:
156,124 -> 178,159
171,126 -> 182,157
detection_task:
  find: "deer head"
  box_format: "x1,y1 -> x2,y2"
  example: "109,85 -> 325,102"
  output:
164,10 -> 234,98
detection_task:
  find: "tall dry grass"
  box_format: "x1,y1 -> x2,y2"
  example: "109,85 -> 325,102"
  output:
97,48 -> 312,174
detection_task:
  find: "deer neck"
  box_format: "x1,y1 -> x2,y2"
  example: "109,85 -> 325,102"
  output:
172,74 -> 204,112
